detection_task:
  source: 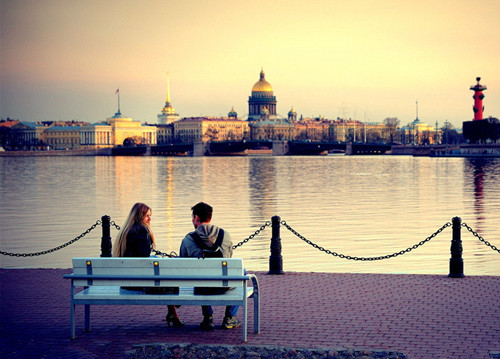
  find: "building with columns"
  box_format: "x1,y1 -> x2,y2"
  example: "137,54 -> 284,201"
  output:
250,118 -> 295,140
174,116 -> 249,143
106,111 -> 156,145
294,117 -> 331,141
248,69 -> 277,122
44,125 -> 83,150
399,118 -> 438,145
80,122 -> 112,149
80,110 -> 157,149
0,120 -> 45,150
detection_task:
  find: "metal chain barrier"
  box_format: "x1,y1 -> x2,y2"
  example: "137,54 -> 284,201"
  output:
232,221 -> 272,249
152,249 -> 179,258
0,220 -> 102,257
5,217 -> 497,261
281,220 -> 452,261
462,222 -> 500,254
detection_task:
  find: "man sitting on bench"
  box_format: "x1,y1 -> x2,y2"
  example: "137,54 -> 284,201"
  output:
179,202 -> 241,330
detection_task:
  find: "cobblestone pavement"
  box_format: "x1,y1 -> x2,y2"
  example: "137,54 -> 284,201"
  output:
1,269 -> 499,359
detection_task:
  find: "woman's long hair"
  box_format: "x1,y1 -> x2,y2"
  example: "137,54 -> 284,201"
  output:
112,202 -> 156,257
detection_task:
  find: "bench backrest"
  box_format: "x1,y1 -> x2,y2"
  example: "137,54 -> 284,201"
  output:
70,257 -> 245,288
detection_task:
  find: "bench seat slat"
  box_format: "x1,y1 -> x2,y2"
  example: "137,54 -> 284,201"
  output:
73,287 -> 254,306
64,274 -> 248,288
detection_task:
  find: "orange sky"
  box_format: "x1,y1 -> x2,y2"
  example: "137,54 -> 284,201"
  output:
1,0 -> 499,128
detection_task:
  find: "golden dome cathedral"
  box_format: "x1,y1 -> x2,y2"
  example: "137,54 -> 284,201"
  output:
248,68 -> 277,121
251,69 -> 273,94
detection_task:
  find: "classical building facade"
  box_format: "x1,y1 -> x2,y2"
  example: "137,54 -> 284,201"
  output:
80,123 -> 112,149
294,118 -> 332,141
106,112 -> 156,146
174,117 -> 249,143
1,120 -> 92,150
399,118 -> 439,145
80,111 -> 157,149
322,119 -> 399,143
0,120 -> 43,150
154,124 -> 174,144
250,119 -> 295,140
44,125 -> 82,150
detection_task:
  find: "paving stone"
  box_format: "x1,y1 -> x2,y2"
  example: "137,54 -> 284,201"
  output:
0,269 -> 499,359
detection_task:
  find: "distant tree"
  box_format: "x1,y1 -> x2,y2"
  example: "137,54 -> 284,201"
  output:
296,130 -> 307,141
123,136 -> 143,146
365,129 -> 383,143
0,127 -> 8,148
441,123 -> 463,145
487,117 -> 500,143
383,117 -> 400,144
204,126 -> 218,141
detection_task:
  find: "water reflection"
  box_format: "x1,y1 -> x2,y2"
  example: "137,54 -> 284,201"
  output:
158,158 -> 175,250
249,157 -> 277,222
464,158 -> 500,234
1,156 -> 499,274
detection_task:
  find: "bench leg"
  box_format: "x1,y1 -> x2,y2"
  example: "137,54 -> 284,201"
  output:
250,275 -> 260,334
70,302 -> 76,339
253,290 -> 260,334
242,296 -> 248,342
84,304 -> 91,332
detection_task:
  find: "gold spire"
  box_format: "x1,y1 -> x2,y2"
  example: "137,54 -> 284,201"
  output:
162,72 -> 176,115
166,72 -> 171,103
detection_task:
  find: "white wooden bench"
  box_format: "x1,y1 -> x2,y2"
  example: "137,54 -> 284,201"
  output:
63,257 -> 260,342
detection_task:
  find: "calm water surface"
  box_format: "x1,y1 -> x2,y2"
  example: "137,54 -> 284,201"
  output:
1,155 -> 499,275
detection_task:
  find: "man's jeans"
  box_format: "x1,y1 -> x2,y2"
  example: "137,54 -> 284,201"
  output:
202,305 -> 238,317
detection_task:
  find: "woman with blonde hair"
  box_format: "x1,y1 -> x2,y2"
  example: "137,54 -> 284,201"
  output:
113,202 -> 183,327
113,202 -> 156,258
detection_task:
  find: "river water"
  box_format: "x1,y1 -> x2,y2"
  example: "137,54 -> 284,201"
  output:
1,155 -> 499,275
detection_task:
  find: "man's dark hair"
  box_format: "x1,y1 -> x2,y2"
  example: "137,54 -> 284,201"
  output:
191,202 -> 213,223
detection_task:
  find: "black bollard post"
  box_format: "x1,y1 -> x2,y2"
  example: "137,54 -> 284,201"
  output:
268,215 -> 284,275
100,215 -> 112,257
448,216 -> 464,278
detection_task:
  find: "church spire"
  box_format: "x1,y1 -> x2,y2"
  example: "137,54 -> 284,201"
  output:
166,72 -> 171,103
161,72 -> 176,115
157,72 -> 180,124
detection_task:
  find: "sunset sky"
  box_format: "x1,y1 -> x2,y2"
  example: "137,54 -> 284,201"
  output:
1,0 -> 499,129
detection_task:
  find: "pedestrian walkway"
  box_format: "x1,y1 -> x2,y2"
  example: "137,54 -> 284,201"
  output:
1,269 -> 499,359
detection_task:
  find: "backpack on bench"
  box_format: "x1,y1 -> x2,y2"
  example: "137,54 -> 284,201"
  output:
189,229 -> 224,258
190,229 -> 232,294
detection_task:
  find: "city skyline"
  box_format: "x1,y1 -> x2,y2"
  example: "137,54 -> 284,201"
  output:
1,0 -> 499,129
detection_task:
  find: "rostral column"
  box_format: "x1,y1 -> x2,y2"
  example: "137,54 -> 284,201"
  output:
470,77 -> 487,121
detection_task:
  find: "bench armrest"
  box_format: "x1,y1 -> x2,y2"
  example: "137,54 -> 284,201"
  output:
247,273 -> 259,291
